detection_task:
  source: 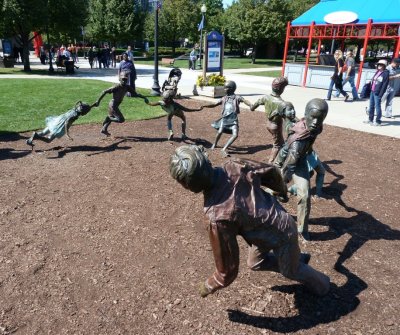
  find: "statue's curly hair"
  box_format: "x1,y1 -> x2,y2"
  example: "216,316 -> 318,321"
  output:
272,77 -> 289,94
170,145 -> 213,193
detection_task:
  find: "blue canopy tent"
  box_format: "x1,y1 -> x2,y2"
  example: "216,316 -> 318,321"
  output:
282,0 -> 400,88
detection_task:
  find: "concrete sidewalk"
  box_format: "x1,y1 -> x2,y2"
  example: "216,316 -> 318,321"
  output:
2,55 -> 400,138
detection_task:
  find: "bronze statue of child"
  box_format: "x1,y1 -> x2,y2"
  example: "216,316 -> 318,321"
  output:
170,145 -> 330,298
95,71 -> 149,136
202,80 -> 252,157
146,90 -> 203,140
280,101 -> 326,200
26,101 -> 95,147
275,98 -> 329,241
250,77 -> 289,163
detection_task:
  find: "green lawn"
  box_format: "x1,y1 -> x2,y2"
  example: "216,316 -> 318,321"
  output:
0,79 -> 165,133
136,57 -> 282,69
237,70 -> 283,77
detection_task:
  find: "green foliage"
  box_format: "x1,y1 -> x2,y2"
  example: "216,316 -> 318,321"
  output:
223,0 -> 290,46
145,0 -> 199,52
0,79 -> 164,133
288,0 -> 319,21
196,73 -> 226,87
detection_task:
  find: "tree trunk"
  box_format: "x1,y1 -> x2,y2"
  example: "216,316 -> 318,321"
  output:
251,44 -> 257,64
21,33 -> 31,72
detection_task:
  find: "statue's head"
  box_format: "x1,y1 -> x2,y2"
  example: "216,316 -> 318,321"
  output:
119,71 -> 129,85
279,101 -> 296,121
170,145 -> 214,193
224,80 -> 236,95
76,101 -> 91,116
272,77 -> 288,95
304,98 -> 328,135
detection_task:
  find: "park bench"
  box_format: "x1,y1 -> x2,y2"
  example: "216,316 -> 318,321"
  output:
161,58 -> 175,66
55,59 -> 75,74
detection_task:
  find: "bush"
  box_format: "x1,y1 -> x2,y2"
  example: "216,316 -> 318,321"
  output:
196,73 -> 226,87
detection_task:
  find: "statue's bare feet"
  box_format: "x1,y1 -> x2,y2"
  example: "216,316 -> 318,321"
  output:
221,149 -> 230,157
101,129 -> 111,137
312,193 -> 326,202
26,139 -> 34,149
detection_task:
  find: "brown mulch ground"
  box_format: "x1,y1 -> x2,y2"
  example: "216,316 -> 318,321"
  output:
1,100 -> 399,335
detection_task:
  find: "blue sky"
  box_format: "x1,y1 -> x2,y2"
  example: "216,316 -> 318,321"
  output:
223,0 -> 233,8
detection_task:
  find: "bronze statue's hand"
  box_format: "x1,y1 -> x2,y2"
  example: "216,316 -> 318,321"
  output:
199,281 -> 211,298
144,98 -> 149,104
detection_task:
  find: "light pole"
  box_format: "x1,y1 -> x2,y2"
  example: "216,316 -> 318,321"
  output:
150,0 -> 161,96
198,4 -> 207,70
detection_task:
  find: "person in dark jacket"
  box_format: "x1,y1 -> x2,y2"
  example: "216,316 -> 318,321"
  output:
364,59 -> 390,126
326,49 -> 349,101
169,145 -> 330,298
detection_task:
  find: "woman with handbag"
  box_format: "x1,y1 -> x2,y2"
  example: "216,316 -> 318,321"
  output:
326,50 -> 350,101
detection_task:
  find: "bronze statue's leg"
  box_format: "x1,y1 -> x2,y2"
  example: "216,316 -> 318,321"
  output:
247,244 -> 310,272
211,127 -> 224,150
26,129 -> 52,146
221,125 -> 238,157
101,117 -> 112,136
276,237 -> 329,296
167,115 -> 174,140
178,114 -> 187,139
292,166 -> 311,239
266,120 -> 284,163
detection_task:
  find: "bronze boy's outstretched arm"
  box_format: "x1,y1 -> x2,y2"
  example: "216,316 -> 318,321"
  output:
241,98 -> 253,109
174,102 -> 203,112
201,100 -> 222,109
95,90 -> 109,106
146,101 -> 161,107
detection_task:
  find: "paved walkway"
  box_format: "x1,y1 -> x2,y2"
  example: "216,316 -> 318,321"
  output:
2,55 -> 399,138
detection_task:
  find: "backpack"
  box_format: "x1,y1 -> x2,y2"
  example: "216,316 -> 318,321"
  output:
360,82 -> 371,99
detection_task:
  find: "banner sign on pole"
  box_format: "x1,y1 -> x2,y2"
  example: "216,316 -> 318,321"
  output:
206,31 -> 223,73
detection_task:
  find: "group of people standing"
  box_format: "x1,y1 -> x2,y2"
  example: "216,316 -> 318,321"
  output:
327,49 -> 358,102
365,57 -> 400,126
87,45 -> 118,69
326,49 -> 400,126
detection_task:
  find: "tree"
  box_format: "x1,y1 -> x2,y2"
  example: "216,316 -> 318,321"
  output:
86,0 -> 146,46
144,0 -> 198,56
0,0 -> 88,71
223,0 -> 291,62
288,0 -> 319,21
1,0 -> 47,71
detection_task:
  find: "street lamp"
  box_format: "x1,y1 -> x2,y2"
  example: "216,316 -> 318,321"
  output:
150,0 -> 161,96
198,4 -> 207,70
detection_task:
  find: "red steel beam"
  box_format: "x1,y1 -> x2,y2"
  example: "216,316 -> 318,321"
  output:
302,21 -> 315,87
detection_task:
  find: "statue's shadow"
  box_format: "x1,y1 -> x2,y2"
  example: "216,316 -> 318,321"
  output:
35,139 -> 131,158
227,264 -> 366,332
0,147 -> 32,161
0,132 -> 32,161
115,135 -> 212,147
230,144 -> 272,155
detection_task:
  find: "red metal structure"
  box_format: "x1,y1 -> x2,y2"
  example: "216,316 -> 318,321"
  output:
282,21 -> 400,89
